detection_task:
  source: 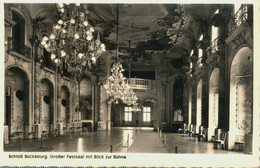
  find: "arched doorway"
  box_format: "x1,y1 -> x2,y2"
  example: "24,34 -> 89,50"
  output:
208,68 -> 219,141
80,77 -> 94,121
40,78 -> 54,133
60,86 -> 70,129
229,47 -> 252,151
172,77 -> 184,122
12,10 -> 25,53
111,99 -> 125,127
196,79 -> 202,133
5,67 -> 29,138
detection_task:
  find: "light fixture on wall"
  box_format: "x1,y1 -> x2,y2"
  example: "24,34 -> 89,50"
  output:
40,3 -> 106,75
104,4 -> 138,106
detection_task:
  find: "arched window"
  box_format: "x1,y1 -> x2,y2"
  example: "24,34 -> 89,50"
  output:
12,10 -> 25,53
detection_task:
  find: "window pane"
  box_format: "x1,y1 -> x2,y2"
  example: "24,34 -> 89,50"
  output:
147,113 -> 150,121
212,26 -> 219,42
143,107 -> 151,121
129,113 -> 132,121
125,113 -> 128,121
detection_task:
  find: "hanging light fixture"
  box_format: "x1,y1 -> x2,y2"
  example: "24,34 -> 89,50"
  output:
104,4 -> 138,106
41,3 -> 106,75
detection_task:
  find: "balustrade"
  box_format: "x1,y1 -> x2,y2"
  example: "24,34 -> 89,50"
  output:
228,5 -> 248,35
127,78 -> 151,89
7,37 -> 31,59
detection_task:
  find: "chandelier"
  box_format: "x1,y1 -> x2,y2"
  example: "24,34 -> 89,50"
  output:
41,3 -> 106,74
104,62 -> 138,106
104,5 -> 139,107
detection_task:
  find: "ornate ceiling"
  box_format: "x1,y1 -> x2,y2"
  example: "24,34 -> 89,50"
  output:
25,3 -> 218,70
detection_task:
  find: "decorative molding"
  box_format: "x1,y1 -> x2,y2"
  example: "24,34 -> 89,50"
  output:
11,88 -> 14,121
13,56 -> 25,68
232,30 -> 246,49
6,71 -> 18,84
9,4 -> 33,44
206,54 -> 220,69
236,76 -> 251,86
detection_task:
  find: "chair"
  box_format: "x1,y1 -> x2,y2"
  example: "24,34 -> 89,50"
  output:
234,134 -> 245,151
198,127 -> 208,142
178,123 -> 187,133
194,126 -> 202,141
189,124 -> 195,137
41,126 -> 48,137
184,124 -> 190,136
214,132 -> 226,150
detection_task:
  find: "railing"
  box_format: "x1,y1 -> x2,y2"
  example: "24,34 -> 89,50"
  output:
228,5 -> 248,35
7,37 -> 31,59
39,54 -> 57,71
127,78 -> 151,89
207,37 -> 219,56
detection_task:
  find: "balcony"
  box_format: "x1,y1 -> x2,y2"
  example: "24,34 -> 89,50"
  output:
127,78 -> 152,89
228,5 -> 248,35
7,37 -> 31,59
39,54 -> 57,71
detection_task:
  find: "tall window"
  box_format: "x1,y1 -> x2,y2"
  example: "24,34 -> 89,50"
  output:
198,49 -> 203,66
12,11 -> 25,47
124,107 -> 132,121
211,26 -> 219,42
198,49 -> 203,59
143,107 -> 151,122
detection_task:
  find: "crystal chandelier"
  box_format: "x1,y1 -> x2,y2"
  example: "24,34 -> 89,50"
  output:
104,62 -> 127,99
104,62 -> 138,106
41,3 -> 106,74
104,5 -> 139,106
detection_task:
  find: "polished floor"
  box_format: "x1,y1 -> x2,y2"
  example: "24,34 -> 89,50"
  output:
4,127 -> 244,154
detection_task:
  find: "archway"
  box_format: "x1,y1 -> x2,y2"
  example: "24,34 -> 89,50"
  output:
111,99 -> 125,127
80,77 -> 94,121
12,10 -> 25,51
229,47 -> 252,151
5,67 -> 29,138
40,78 -> 54,133
208,68 -> 219,141
196,79 -> 202,133
172,77 -> 184,122
60,86 -> 70,129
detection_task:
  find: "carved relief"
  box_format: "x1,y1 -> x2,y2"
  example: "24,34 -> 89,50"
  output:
13,115 -> 24,124
5,26 -> 12,34
13,56 -> 25,68
11,89 -> 14,121
6,71 -> 17,84
210,55 -> 220,69
43,70 -> 52,79
236,76 -> 252,133
5,51 -> 9,63
232,30 -> 246,49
